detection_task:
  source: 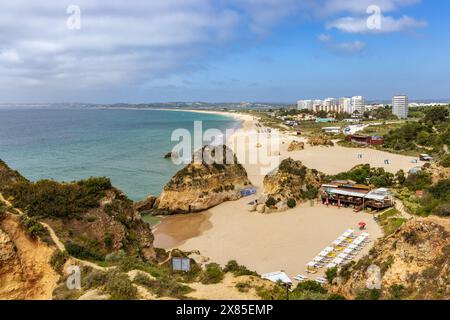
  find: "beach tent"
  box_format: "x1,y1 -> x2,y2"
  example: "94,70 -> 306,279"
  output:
261,271 -> 292,285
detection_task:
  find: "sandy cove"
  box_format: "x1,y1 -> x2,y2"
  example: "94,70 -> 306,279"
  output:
154,111 -> 419,279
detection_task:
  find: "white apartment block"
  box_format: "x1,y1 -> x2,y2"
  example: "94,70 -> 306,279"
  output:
351,96 -> 366,114
297,96 -> 364,114
297,99 -> 314,110
392,95 -> 409,119
339,97 -> 352,114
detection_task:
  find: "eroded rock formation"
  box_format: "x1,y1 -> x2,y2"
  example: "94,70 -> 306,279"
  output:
157,145 -> 252,214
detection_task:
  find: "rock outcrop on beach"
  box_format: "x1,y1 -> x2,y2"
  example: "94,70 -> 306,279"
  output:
156,145 -> 252,214
262,158 -> 324,211
332,217 -> 450,300
307,135 -> 334,147
135,195 -> 158,215
287,140 -> 305,152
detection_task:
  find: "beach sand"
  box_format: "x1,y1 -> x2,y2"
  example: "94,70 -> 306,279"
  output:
155,200 -> 381,278
153,111 -> 416,280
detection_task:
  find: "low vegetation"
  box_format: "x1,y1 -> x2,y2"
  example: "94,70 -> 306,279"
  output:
134,273 -> 193,299
223,260 -> 258,277
200,263 -> 224,284
376,208 -> 407,235
50,250 -> 69,275
3,177 -> 112,219
105,270 -> 138,300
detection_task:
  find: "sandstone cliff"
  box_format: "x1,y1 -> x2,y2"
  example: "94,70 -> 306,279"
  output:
262,158 -> 324,209
0,212 -> 59,299
332,217 -> 449,300
157,145 -> 252,214
0,159 -> 155,262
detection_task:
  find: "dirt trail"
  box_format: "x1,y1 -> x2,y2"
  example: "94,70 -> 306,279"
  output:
394,198 -> 413,220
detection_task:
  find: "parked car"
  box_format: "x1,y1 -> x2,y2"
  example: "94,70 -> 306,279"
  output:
420,154 -> 433,161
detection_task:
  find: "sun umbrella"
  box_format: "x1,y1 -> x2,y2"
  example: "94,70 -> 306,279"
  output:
358,222 -> 366,226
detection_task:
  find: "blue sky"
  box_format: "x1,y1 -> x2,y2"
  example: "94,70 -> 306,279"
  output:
0,0 -> 448,103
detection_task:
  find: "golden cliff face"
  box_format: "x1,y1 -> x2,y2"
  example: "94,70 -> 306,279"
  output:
0,213 -> 59,300
333,217 -> 450,300
157,145 -> 252,214
263,158 -> 323,204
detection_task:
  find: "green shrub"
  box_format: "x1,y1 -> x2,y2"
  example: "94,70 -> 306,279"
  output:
403,230 -> 420,245
104,233 -> 114,249
432,203 -> 450,217
325,267 -> 338,284
105,271 -> 137,300
294,280 -> 327,294
356,289 -> 381,300
389,284 -> 406,299
200,263 -> 224,284
235,282 -> 251,293
4,177 -> 112,219
223,260 -> 258,277
82,269 -> 108,290
19,214 -> 49,239
50,250 -> 69,274
265,197 -> 277,207
287,198 -> 297,208
66,242 -> 104,261
134,273 -> 193,299
441,155 -> 450,168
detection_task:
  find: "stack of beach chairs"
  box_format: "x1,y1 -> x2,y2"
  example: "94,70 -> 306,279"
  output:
305,230 -> 370,273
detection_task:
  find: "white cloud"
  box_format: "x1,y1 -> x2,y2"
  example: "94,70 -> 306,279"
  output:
318,34 -> 332,42
321,0 -> 421,15
0,0 -> 426,101
0,49 -> 21,63
332,40 -> 366,53
327,15 -> 427,33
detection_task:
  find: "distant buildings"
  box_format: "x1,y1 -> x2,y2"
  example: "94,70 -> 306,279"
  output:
392,95 -> 409,119
351,96 -> 366,114
297,99 -> 313,110
298,96 -> 366,114
339,97 -> 352,113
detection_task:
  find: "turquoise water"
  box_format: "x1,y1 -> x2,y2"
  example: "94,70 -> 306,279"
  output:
0,108 -> 239,200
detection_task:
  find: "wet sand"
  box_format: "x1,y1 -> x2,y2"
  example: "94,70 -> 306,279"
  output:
153,212 -> 212,248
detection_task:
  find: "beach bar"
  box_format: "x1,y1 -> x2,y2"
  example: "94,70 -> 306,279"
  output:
321,181 -> 393,211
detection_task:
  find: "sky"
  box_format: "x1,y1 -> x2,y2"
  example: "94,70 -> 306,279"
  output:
0,0 -> 449,103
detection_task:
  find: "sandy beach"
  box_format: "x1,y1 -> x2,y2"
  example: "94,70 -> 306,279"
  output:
153,110 -> 418,281
155,200 -> 381,278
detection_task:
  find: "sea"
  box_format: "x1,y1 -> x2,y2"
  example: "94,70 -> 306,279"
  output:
0,107 -> 240,201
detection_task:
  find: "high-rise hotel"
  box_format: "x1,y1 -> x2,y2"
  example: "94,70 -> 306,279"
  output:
392,95 -> 409,119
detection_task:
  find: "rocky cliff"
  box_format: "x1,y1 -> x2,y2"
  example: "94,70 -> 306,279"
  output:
0,212 -> 59,299
332,217 -> 449,300
262,158 -> 324,210
156,145 -> 252,214
0,159 -> 155,262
